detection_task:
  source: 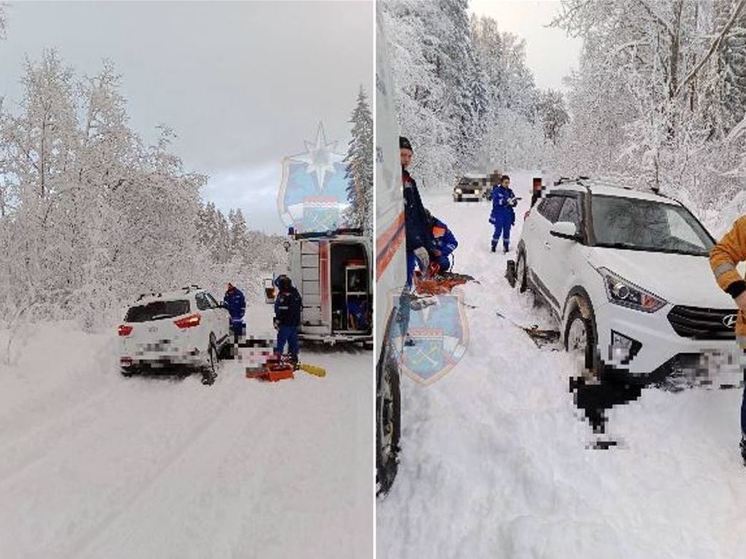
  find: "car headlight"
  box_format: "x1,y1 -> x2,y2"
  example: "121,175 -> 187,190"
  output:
597,267 -> 666,313
455,188 -> 462,194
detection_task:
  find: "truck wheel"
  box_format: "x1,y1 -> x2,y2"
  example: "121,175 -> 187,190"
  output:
564,306 -> 599,381
376,349 -> 401,497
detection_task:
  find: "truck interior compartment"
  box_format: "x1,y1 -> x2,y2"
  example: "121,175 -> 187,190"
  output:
330,243 -> 371,332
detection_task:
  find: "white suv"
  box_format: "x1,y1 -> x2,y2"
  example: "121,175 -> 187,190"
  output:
515,179 -> 738,383
118,286 -> 231,383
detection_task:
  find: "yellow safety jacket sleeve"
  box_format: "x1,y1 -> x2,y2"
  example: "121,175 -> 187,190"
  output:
710,216 -> 746,299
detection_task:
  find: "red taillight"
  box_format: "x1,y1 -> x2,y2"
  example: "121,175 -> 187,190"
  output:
118,324 -> 133,337
174,313 -> 201,329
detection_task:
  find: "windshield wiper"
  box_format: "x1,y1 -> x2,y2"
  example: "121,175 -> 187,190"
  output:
149,313 -> 172,320
597,242 -> 639,250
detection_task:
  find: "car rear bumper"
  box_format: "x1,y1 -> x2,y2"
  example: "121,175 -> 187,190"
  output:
453,193 -> 481,201
120,347 -> 206,369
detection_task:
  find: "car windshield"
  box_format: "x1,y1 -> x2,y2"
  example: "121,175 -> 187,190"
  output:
590,195 -> 714,256
125,300 -> 190,322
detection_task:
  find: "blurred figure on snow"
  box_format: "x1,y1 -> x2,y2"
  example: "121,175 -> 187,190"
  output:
273,274 -> 302,365
489,175 -> 518,254
400,136 -> 434,288
223,282 -> 246,343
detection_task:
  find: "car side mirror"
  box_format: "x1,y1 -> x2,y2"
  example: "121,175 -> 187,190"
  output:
550,221 -> 579,241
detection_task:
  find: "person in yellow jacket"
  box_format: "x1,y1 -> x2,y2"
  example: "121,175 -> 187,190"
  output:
710,215 -> 746,463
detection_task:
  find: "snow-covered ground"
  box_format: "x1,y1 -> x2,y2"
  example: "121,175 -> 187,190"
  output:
377,171 -> 746,558
0,304 -> 372,559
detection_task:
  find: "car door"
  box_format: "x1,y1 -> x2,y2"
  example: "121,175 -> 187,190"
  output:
205,292 -> 228,343
544,193 -> 584,306
194,292 -> 216,345
527,194 -> 564,304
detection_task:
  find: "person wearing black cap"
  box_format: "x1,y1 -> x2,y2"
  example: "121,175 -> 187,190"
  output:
400,136 -> 433,288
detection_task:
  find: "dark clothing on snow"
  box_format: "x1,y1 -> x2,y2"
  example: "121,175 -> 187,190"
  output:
403,169 -> 432,253
274,287 -> 302,327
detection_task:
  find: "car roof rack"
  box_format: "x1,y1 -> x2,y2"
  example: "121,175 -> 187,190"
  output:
181,284 -> 202,293
136,291 -> 161,301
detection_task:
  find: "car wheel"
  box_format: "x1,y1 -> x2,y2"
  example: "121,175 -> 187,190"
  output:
202,337 -> 218,385
376,343 -> 401,497
564,306 -> 599,381
120,367 -> 134,378
516,249 -> 528,293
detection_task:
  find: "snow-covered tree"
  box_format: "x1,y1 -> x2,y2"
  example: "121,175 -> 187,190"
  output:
0,51 -> 285,329
344,86 -> 373,236
382,1 -> 546,188
553,0 -> 746,211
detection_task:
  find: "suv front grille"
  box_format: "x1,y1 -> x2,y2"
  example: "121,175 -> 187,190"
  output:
667,305 -> 737,340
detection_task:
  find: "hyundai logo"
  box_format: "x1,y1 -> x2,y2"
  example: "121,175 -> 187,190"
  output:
723,314 -> 738,329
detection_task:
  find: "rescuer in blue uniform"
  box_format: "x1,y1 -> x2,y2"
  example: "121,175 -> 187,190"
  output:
489,175 -> 518,253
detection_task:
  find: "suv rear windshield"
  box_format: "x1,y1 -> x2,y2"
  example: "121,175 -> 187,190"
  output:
591,195 -> 714,256
125,300 -> 190,322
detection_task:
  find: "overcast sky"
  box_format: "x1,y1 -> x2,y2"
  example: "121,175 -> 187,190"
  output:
0,1 -> 373,234
469,0 -> 582,91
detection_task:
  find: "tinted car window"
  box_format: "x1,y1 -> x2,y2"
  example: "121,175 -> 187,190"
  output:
125,300 -> 190,322
557,196 -> 581,228
537,195 -> 565,223
195,293 -> 211,311
205,292 -> 220,308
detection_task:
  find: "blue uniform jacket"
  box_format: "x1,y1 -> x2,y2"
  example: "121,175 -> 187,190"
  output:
403,169 -> 433,253
431,217 -> 458,258
274,287 -> 302,327
223,288 -> 246,320
490,186 -> 516,226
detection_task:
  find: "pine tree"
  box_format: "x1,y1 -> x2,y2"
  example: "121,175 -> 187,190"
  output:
344,86 -> 373,236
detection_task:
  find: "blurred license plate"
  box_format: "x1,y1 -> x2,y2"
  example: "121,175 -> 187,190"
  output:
145,342 -> 164,352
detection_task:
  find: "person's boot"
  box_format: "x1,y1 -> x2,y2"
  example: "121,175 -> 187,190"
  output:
503,244 -> 510,254
740,435 -> 746,465
491,241 -> 497,253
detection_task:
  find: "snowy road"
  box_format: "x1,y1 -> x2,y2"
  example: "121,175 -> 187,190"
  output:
0,308 -> 372,559
377,173 -> 746,558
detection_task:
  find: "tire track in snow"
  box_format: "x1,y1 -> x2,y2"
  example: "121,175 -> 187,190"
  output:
57,363 -> 253,559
